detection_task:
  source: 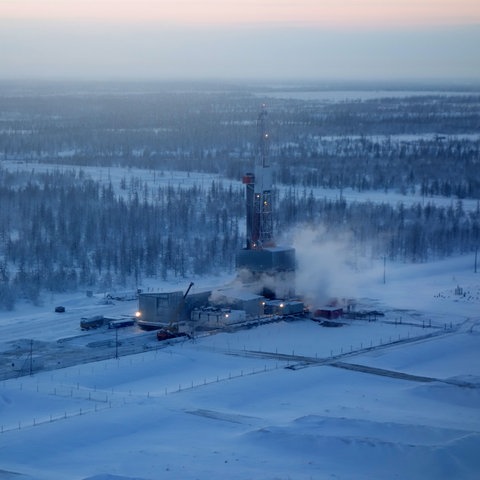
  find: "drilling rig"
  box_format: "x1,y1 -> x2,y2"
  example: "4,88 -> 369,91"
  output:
243,104 -> 274,250
236,105 -> 296,299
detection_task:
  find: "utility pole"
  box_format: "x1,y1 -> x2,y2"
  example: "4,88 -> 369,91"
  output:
29,339 -> 33,376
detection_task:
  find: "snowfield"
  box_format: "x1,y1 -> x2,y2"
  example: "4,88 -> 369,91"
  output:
1,254 -> 479,479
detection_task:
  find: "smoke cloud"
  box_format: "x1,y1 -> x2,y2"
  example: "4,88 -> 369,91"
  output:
292,225 -> 359,308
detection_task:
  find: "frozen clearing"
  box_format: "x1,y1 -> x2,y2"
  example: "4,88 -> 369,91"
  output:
0,254 -> 479,479
3,160 -> 480,214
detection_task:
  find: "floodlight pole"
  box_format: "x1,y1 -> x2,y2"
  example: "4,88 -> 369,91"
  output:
383,256 -> 386,284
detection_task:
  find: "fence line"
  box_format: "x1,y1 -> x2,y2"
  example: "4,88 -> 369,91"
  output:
1,325 -> 457,435
0,361 -> 285,434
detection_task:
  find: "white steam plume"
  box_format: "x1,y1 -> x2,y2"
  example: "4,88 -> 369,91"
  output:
292,225 -> 358,307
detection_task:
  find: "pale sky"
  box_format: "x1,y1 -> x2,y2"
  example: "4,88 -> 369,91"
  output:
1,0 -> 479,81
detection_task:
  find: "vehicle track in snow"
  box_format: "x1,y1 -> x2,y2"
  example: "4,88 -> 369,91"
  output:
223,325 -> 480,387
0,318 -> 471,385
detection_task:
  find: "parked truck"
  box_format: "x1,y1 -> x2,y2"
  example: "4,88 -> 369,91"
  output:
80,315 -> 106,330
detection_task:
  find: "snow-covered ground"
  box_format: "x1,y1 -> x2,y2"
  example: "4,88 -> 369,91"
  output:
0,252 -> 479,480
1,160 -> 479,479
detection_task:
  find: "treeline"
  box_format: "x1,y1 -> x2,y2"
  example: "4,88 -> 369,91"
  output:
277,188 -> 480,263
1,87 -> 479,197
0,168 -> 478,309
275,135 -> 480,198
0,169 -> 244,309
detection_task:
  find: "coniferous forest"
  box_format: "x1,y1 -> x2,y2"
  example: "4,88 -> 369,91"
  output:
0,81 -> 479,308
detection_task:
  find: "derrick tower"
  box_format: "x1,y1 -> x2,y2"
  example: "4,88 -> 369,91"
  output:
236,104 -> 296,299
243,104 -> 274,249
